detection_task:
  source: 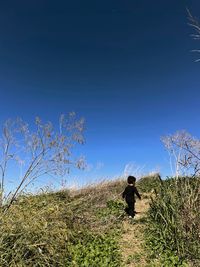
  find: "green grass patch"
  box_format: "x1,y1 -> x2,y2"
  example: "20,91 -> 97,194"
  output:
67,231 -> 122,267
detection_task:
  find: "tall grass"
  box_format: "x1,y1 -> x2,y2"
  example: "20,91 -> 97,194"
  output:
146,177 -> 200,266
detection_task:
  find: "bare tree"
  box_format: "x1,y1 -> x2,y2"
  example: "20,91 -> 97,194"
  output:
0,112 -> 85,210
161,130 -> 200,178
187,9 -> 200,62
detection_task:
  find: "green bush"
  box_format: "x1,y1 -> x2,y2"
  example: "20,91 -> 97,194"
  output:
137,173 -> 161,193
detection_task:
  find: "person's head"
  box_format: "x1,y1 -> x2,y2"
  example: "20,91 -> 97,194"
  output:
127,176 -> 136,185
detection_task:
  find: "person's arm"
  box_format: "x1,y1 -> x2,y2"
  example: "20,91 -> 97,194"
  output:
134,187 -> 141,200
122,187 -> 127,199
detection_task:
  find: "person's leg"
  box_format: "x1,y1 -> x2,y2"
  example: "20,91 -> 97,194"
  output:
132,201 -> 135,215
128,202 -> 135,218
125,206 -> 129,215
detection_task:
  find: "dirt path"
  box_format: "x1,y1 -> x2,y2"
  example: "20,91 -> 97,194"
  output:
119,196 -> 150,266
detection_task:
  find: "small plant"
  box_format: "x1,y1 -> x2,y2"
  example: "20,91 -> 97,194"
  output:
67,232 -> 122,267
126,253 -> 141,264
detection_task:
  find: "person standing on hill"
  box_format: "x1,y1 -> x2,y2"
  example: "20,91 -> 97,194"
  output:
122,176 -> 141,218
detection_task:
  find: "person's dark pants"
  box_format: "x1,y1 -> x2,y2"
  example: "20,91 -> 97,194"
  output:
125,201 -> 135,217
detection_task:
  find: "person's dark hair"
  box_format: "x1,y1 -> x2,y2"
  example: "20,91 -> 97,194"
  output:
127,176 -> 136,184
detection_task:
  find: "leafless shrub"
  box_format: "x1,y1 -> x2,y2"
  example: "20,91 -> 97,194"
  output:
0,113 -> 85,211
161,130 -> 200,178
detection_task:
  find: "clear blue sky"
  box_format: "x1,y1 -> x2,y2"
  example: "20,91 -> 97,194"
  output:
0,1 -> 200,188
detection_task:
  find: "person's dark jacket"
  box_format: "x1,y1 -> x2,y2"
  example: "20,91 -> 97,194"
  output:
122,185 -> 141,203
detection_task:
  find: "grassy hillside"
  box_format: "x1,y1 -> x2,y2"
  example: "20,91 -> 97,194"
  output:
0,175 -> 199,266
0,180 -> 127,266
